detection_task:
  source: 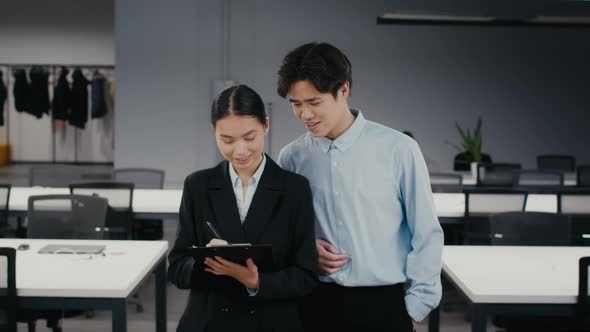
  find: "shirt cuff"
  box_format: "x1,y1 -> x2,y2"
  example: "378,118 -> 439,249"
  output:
404,293 -> 432,322
246,287 -> 258,296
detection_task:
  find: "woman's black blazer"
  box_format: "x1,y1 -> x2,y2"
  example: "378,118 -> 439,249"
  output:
168,156 -> 318,332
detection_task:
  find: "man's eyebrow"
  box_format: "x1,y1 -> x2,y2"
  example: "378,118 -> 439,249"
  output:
288,97 -> 322,103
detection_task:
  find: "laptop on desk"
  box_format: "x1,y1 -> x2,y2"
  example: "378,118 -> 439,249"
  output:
38,244 -> 106,254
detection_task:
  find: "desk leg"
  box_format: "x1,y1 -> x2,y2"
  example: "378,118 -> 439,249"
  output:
156,258 -> 167,332
471,304 -> 487,332
112,299 -> 127,332
428,305 -> 440,332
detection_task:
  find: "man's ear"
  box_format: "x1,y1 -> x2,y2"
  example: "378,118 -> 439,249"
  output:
340,81 -> 350,98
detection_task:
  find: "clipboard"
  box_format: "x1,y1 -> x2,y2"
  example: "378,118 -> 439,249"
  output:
191,244 -> 274,270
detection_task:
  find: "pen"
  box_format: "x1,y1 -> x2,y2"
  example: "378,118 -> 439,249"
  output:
205,220 -> 224,240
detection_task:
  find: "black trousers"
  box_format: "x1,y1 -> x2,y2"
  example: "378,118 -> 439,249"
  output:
302,282 -> 413,332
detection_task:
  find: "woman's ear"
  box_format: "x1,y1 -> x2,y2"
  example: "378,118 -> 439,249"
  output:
264,116 -> 270,135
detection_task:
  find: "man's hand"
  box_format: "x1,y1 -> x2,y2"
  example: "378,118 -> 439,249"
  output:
204,256 -> 259,289
316,239 -> 349,275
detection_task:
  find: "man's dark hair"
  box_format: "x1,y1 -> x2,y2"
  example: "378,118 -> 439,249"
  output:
211,84 -> 266,126
277,42 -> 352,98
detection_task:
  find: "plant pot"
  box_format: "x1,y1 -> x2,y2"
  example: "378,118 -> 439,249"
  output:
470,162 -> 478,181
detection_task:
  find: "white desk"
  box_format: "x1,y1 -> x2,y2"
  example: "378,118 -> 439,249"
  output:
8,187 -> 183,219
433,193 -> 558,218
0,239 -> 168,332
461,173 -> 577,186
429,246 -> 590,332
7,187 -> 560,222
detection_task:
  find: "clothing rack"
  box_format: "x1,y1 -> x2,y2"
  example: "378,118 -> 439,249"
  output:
0,63 -> 115,164
0,63 -> 115,69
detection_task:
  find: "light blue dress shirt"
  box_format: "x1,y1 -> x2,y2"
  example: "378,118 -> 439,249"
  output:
278,110 -> 443,321
229,154 -> 266,224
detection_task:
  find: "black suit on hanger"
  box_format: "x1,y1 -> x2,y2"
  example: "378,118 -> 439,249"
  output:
0,71 -> 6,126
168,156 -> 318,332
69,68 -> 89,129
52,67 -> 71,121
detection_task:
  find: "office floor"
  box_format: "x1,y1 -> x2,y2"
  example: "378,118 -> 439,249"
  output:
1,163 -> 499,332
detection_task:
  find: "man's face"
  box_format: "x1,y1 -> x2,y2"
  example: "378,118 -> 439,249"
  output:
287,80 -> 349,140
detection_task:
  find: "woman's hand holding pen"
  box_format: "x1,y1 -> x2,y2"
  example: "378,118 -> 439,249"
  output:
204,256 -> 260,289
205,238 -> 228,247
316,239 -> 349,275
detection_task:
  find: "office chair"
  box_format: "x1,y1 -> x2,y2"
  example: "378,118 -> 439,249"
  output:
578,165 -> 590,188
27,194 -> 108,239
579,257 -> 590,317
537,154 -> 576,172
24,194 -> 109,332
112,168 -> 164,189
453,152 -> 492,171
478,163 -> 521,187
69,182 -> 134,240
489,211 -> 571,246
112,168 -> 165,240
28,165 -> 86,187
428,173 -> 463,246
0,185 -> 16,238
514,169 -> 564,192
69,181 -> 145,312
558,188 -> 590,246
429,172 -> 463,193
489,211 -> 573,332
0,247 -> 16,332
463,188 -> 528,245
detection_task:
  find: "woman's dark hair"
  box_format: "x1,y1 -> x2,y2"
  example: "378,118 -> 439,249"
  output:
211,84 -> 267,126
277,42 -> 352,98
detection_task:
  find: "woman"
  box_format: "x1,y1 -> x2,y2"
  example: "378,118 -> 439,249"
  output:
168,85 -> 318,332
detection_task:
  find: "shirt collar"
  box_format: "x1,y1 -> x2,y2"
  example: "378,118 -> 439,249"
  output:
315,109 -> 366,153
229,153 -> 266,187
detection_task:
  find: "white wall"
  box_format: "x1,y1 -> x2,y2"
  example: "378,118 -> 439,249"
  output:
115,0 -> 590,186
0,0 -> 114,162
0,0 -> 114,65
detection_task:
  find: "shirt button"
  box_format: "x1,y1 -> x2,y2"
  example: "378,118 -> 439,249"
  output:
335,191 -> 339,196
338,221 -> 343,226
333,162 -> 338,167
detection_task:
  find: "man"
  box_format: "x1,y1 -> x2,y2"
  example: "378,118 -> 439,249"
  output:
277,42 -> 443,332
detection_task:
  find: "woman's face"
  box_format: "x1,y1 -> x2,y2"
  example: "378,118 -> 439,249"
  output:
214,113 -> 269,174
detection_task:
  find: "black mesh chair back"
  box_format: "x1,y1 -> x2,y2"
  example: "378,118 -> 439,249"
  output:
537,154 -> 576,172
453,152 -> 492,171
578,165 -> 590,188
429,172 -> 462,193
113,168 -> 165,240
0,247 -> 16,332
514,169 -> 564,191
0,185 -> 12,238
579,257 -> 590,316
112,168 -> 165,189
490,212 -> 574,330
558,188 -> 590,246
463,188 -> 528,244
27,194 -> 108,239
479,163 -> 521,187
69,182 -> 134,239
29,165 -> 86,187
489,211 -> 571,246
465,188 -> 528,217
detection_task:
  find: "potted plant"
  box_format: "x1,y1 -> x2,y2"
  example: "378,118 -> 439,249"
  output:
447,117 -> 483,180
